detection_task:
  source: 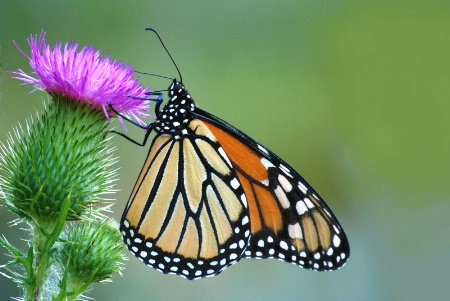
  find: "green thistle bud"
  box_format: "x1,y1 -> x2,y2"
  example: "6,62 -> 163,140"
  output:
0,97 -> 116,228
58,219 -> 125,285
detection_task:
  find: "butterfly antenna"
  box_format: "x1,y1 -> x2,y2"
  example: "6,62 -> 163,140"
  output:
134,70 -> 173,80
145,28 -> 183,83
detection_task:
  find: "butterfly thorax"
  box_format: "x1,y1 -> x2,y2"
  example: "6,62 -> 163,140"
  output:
154,80 -> 196,137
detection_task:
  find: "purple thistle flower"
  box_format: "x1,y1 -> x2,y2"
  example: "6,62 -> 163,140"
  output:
10,31 -> 153,128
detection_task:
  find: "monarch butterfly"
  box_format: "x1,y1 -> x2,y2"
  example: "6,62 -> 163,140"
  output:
115,29 -> 349,280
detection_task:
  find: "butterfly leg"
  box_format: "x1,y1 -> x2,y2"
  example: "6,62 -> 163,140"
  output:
108,91 -> 163,130
108,127 -> 153,147
106,92 -> 162,146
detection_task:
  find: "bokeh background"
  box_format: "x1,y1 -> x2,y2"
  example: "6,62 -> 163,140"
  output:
1,1 -> 449,300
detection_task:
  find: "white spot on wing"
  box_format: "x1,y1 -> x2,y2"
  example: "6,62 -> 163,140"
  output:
333,225 -> 340,234
274,185 -> 290,209
304,197 -> 315,209
242,216 -> 249,225
257,144 -> 269,154
288,223 -> 303,239
241,194 -> 248,208
261,158 -> 275,169
333,235 -> 341,247
278,174 -> 293,192
218,147 -> 233,168
296,201 -> 308,215
230,178 -> 240,189
298,181 -> 308,194
280,241 -> 288,250
279,164 -> 291,176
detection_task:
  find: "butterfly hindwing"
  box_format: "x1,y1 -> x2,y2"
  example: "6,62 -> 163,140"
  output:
120,119 -> 250,280
194,109 -> 350,271
241,160 -> 350,270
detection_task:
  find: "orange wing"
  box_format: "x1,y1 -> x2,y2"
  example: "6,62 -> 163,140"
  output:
200,118 -> 349,271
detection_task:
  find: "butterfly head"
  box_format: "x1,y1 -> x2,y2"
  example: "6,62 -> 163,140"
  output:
154,79 -> 196,135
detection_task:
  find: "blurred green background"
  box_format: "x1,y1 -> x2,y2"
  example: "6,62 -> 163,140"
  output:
1,1 -> 449,300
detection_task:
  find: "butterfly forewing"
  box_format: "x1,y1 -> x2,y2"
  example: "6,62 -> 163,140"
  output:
120,86 -> 250,279
195,111 -> 350,271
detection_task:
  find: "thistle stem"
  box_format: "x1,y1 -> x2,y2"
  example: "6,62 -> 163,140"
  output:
52,276 -> 93,301
30,194 -> 71,301
32,229 -> 50,301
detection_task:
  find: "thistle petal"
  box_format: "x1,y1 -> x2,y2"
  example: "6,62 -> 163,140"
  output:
10,30 -> 153,128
